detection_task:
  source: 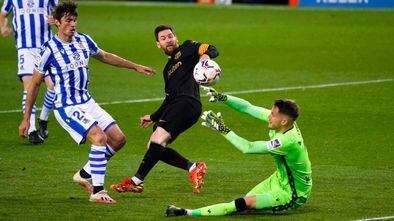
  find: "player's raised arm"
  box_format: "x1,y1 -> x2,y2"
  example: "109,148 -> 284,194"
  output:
93,49 -> 156,75
201,86 -> 269,122
201,111 -> 269,154
18,70 -> 44,138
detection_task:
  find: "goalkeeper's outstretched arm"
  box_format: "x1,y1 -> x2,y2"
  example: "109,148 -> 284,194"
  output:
201,110 -> 269,154
201,86 -> 269,121
224,95 -> 269,121
223,131 -> 270,154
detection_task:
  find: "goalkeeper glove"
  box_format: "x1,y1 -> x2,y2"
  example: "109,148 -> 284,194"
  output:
201,86 -> 227,103
201,110 -> 230,135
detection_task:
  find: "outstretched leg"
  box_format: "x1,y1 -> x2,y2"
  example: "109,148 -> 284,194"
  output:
75,124 -> 125,194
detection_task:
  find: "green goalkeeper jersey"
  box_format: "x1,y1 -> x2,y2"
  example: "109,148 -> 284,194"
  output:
223,95 -> 312,198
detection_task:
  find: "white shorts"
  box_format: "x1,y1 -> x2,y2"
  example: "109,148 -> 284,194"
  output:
17,48 -> 50,78
54,98 -> 116,144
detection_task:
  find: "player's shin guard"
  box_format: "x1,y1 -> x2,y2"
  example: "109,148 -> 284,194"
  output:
191,201 -> 237,216
89,145 -> 107,194
39,89 -> 55,121
135,142 -> 164,180
161,147 -> 193,170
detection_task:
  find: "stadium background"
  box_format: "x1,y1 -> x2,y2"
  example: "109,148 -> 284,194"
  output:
0,0 -> 393,220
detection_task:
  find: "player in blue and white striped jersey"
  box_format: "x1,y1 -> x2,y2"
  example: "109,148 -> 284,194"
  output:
36,31 -> 99,109
18,1 -> 155,204
1,0 -> 58,143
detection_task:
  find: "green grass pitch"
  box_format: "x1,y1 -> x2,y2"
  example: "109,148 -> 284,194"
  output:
0,2 -> 393,220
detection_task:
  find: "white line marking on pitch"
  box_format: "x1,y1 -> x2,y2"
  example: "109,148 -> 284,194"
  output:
352,215 -> 394,221
0,78 -> 392,114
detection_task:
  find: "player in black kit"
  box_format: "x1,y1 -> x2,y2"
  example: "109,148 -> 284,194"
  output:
111,25 -> 219,194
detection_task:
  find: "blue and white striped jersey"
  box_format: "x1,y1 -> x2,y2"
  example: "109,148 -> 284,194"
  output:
1,0 -> 57,49
35,32 -> 100,109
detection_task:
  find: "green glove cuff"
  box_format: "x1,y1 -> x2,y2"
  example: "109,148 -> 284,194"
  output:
219,123 -> 230,135
216,93 -> 228,102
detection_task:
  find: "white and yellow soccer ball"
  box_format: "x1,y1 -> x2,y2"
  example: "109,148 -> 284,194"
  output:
193,60 -> 221,86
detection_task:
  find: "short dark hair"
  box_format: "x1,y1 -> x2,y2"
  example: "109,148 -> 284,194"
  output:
154,25 -> 175,41
53,1 -> 78,22
274,99 -> 299,121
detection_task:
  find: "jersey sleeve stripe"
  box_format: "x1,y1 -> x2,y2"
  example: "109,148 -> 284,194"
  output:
79,33 -> 99,55
198,44 -> 209,56
35,43 -> 53,74
50,0 -> 58,7
1,0 -> 13,13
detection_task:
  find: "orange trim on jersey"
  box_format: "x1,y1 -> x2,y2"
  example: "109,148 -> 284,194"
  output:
198,44 -> 209,55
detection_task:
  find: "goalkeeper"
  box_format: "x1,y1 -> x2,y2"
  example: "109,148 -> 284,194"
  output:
166,86 -> 312,217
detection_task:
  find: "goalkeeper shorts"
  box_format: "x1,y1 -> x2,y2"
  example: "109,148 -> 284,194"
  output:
246,173 -> 308,212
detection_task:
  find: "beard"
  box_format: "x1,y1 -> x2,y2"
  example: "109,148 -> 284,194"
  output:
164,46 -> 175,55
162,42 -> 178,55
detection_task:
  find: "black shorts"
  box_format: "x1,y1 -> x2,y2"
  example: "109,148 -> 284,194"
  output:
153,98 -> 202,144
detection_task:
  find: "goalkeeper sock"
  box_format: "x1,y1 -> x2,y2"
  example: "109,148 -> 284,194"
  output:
190,201 -> 237,216
160,147 -> 193,171
134,142 -> 164,180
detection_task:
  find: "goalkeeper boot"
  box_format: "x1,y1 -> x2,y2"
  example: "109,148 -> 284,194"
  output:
189,162 -> 207,193
90,189 -> 116,204
110,178 -> 144,193
38,119 -> 48,139
73,170 -> 93,194
166,205 -> 187,217
28,130 -> 44,144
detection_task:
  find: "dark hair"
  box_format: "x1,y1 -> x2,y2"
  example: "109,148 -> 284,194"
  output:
53,1 -> 78,22
274,99 -> 299,121
154,25 -> 175,41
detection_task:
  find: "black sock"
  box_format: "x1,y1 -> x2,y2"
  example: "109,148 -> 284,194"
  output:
135,142 -> 165,180
161,147 -> 193,171
93,186 -> 104,194
79,168 -> 91,179
174,208 -> 187,216
235,198 -> 248,212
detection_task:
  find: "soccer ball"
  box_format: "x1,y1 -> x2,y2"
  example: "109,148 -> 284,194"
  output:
193,60 -> 221,86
